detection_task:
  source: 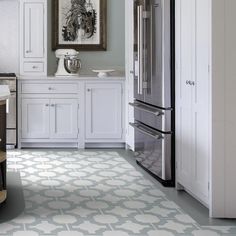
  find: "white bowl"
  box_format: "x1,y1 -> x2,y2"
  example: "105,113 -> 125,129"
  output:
92,69 -> 115,78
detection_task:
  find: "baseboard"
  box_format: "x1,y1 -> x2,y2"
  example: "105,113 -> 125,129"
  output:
20,143 -> 79,149
85,143 -> 126,149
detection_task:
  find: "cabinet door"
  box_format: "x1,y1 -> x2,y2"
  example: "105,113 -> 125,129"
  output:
191,0 -> 210,204
176,0 -> 210,205
22,99 -> 50,139
176,0 -> 195,190
50,99 -> 78,139
23,2 -> 44,58
125,0 -> 135,150
85,83 -> 123,140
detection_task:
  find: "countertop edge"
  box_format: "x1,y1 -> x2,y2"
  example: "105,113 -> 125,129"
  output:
0,94 -> 10,101
18,75 -> 126,81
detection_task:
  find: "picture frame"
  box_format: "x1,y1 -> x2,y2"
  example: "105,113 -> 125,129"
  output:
52,0 -> 107,51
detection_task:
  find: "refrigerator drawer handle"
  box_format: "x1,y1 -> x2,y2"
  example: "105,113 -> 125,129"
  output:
129,102 -> 163,116
130,122 -> 163,140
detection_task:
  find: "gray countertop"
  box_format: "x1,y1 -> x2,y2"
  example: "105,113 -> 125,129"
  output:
18,73 -> 126,81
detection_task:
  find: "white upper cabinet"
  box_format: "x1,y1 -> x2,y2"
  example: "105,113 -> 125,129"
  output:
85,83 -> 123,141
20,0 -> 47,75
23,2 -> 44,58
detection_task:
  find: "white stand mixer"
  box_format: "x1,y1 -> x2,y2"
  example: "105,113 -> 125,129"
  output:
55,49 -> 81,77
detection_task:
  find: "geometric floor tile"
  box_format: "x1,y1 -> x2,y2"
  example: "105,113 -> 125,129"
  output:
0,149 -> 234,236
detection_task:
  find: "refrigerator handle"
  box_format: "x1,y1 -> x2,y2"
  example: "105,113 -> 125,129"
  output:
137,5 -> 144,95
129,102 -> 164,116
130,122 -> 163,140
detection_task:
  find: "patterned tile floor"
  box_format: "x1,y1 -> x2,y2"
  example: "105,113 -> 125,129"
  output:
0,150 -> 235,236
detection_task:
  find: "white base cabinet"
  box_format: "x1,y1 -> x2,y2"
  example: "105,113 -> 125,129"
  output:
18,78 -> 125,148
85,83 -> 123,141
22,98 -> 78,140
22,98 -> 50,139
50,99 -> 78,139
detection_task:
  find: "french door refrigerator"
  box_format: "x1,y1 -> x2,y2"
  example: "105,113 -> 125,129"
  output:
129,0 -> 175,186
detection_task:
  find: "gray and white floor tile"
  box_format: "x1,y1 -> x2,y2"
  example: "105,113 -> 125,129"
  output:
0,150 -> 235,236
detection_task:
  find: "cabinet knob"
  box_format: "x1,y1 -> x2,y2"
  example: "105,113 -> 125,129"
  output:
45,104 -> 49,107
32,66 -> 38,69
186,80 -> 190,85
87,89 -> 91,92
51,104 -> 55,107
26,50 -> 31,53
48,87 -> 53,90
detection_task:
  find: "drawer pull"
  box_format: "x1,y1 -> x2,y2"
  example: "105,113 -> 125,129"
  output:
32,66 -> 38,69
129,102 -> 163,116
130,122 -> 163,140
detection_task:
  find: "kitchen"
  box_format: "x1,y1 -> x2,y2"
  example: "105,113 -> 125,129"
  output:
0,0 -> 236,235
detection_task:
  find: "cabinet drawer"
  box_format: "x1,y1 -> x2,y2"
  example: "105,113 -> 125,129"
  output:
23,62 -> 44,73
21,83 -> 78,94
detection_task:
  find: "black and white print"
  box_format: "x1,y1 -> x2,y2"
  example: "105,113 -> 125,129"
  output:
59,0 -> 100,45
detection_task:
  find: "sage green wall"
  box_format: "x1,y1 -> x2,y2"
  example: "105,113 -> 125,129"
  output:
48,0 -> 125,75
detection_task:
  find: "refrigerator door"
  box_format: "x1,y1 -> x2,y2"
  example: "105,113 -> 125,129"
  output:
133,0 -> 145,102
145,0 -> 171,108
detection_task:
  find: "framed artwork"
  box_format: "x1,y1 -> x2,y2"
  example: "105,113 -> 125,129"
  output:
52,0 -> 107,51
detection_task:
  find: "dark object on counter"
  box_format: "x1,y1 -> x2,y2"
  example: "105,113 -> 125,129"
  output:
0,73 -> 17,149
0,73 -> 16,78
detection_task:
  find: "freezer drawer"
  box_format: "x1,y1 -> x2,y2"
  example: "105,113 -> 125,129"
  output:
130,122 -> 172,181
130,101 -> 172,132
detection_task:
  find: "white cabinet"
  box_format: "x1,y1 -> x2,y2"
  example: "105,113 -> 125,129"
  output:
22,99 -> 50,139
125,0 -> 135,151
176,0 -> 236,218
176,0 -> 210,206
50,99 -> 78,139
19,80 -> 79,148
21,98 -> 78,140
20,0 -> 47,75
85,83 -> 123,141
18,78 -> 125,149
23,2 -> 44,58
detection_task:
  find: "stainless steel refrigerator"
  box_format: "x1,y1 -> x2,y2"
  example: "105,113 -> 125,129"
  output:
129,0 -> 175,186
